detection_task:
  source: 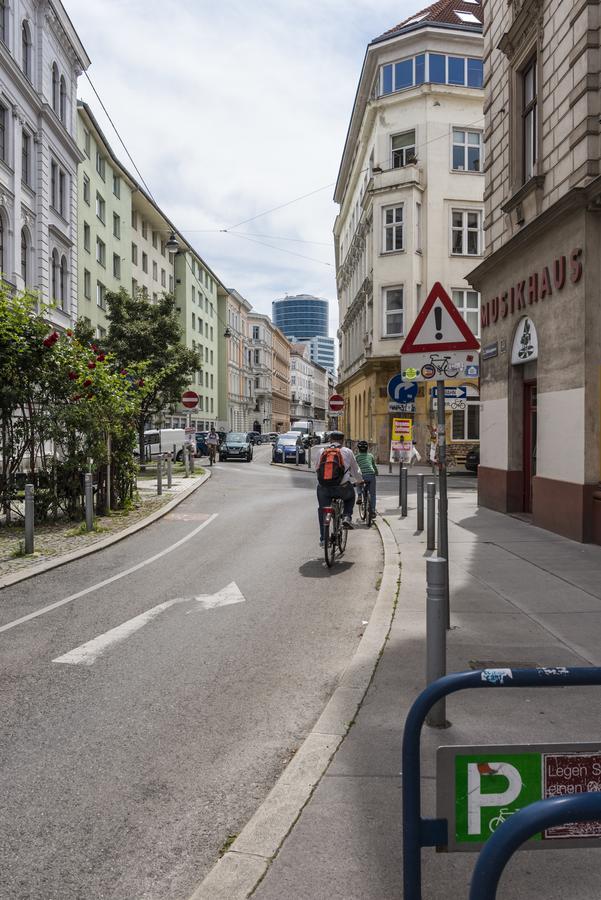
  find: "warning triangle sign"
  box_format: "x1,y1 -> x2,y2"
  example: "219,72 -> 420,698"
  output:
400,282 -> 480,354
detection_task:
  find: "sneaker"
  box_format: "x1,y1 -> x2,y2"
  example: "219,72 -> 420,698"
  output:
342,516 -> 354,529
319,539 -> 325,548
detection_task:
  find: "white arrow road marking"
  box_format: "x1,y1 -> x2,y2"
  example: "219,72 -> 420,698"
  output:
53,582 -> 245,666
0,514 -> 218,636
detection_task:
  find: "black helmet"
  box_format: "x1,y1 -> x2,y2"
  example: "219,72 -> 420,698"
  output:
329,430 -> 344,443
357,440 -> 368,451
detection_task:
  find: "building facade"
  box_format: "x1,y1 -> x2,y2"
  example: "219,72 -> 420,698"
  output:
0,0 -> 89,324
308,334 -> 336,375
290,343 -> 313,423
271,325 -> 291,432
468,0 -> 601,544
225,289 -> 254,431
272,293 -> 329,340
333,1 -> 484,460
248,312 -> 274,433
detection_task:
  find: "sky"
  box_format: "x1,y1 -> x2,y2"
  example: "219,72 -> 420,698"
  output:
69,0 -> 425,337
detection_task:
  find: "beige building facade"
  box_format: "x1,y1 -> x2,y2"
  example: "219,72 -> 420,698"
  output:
469,0 -> 601,543
226,289 -> 254,431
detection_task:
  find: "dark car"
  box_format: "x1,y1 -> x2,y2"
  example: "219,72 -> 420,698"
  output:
246,431 -> 263,445
220,432 -> 253,462
465,447 -> 480,473
264,432 -> 279,444
273,432 -> 306,464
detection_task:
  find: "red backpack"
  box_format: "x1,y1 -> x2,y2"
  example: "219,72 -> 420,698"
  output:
317,447 -> 346,486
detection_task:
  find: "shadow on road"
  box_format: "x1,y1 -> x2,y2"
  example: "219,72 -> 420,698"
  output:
298,559 -> 355,578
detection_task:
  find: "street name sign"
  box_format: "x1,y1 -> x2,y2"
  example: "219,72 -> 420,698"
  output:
388,401 -> 415,413
329,393 -> 344,412
400,282 -> 480,382
429,386 -> 468,399
181,390 -> 199,409
437,742 -> 601,852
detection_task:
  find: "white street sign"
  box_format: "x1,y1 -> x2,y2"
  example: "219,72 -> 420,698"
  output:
401,351 -> 480,383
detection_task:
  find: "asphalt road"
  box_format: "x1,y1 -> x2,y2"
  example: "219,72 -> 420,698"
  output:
0,446 -> 382,900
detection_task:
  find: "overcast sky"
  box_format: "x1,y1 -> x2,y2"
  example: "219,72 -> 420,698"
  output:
70,0 -> 424,335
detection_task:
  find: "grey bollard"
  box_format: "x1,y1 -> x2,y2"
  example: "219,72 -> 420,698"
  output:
167,454 -> 173,489
184,444 -> 190,477
426,482 -> 436,551
157,458 -> 163,496
426,556 -> 448,727
24,483 -> 34,554
296,447 -> 299,466
401,466 -> 408,517
189,444 -> 195,474
307,443 -> 312,469
84,473 -> 94,531
416,473 -> 424,532
398,460 -> 403,507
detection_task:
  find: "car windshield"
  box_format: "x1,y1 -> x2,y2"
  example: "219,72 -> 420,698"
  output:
278,437 -> 298,445
227,433 -> 247,443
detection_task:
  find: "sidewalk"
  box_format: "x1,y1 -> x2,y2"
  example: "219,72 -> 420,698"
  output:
251,484 -> 601,900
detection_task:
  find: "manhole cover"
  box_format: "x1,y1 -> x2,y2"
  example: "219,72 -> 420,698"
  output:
164,512 -> 210,522
469,659 -> 541,670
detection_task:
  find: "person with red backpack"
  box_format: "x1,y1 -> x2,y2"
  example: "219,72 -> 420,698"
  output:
314,431 -> 363,548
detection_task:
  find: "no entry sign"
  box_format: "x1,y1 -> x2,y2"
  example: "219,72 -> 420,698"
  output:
181,390 -> 199,409
329,393 -> 344,412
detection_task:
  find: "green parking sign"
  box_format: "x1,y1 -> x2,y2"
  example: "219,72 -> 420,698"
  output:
437,743 -> 601,852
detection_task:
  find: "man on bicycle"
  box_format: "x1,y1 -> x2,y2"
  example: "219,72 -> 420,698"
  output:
354,440 -> 378,516
206,427 -> 219,464
314,430 -> 363,547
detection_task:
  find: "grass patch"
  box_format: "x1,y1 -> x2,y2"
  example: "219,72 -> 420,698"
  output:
218,833 -> 238,856
66,520 -> 110,537
375,574 -> 382,591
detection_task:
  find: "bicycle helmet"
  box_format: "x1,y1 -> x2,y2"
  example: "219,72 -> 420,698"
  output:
357,441 -> 369,452
329,430 -> 344,443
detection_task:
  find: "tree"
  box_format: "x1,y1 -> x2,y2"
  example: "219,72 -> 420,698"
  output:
104,289 -> 202,459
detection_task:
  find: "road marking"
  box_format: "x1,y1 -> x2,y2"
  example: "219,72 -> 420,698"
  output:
53,581 -> 245,666
0,513 -> 218,636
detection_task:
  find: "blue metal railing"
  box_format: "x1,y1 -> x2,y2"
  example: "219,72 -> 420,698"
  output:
469,793 -> 601,900
402,666 -> 601,900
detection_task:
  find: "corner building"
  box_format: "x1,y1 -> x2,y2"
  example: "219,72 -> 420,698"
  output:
468,0 -> 601,544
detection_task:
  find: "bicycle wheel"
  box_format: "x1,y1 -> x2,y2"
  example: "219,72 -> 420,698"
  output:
338,515 -> 348,554
366,499 -> 373,528
324,522 -> 336,567
358,489 -> 367,522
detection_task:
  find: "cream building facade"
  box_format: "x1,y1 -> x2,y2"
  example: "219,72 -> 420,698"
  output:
226,288 -> 254,432
334,1 -> 484,460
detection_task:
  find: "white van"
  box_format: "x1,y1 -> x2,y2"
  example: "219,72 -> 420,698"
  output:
142,428 -> 187,460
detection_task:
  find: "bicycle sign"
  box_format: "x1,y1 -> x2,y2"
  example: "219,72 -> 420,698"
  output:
437,743 -> 601,852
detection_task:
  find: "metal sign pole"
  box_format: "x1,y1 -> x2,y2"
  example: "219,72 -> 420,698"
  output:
436,379 -> 450,629
416,473 -> 424,531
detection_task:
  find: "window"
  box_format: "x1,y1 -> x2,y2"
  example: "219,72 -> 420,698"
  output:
415,202 -> 422,252
96,237 -> 105,267
96,281 -> 106,309
113,253 -> 121,279
169,274 -> 174,292
0,103 -> 6,161
59,76 -> 67,124
131,243 -> 138,264
448,56 -> 465,85
21,229 -> 28,283
60,255 -> 67,307
452,288 -> 480,337
152,260 -> 157,281
160,239 -> 165,256
95,150 -> 105,180
142,251 -> 148,273
83,174 -> 90,204
51,161 -> 58,208
22,130 -> 30,185
131,210 -> 137,230
254,349 -> 260,364
391,131 -> 416,168
152,230 -> 157,249
192,312 -> 196,330
383,286 -> 404,336
161,268 -> 166,287
58,170 -> 66,216
451,209 -> 482,256
0,1 -> 7,46
383,205 -> 403,252
451,388 -> 480,441
113,174 -> 120,198
51,249 -> 58,300
84,268 -> 91,299
22,21 -> 31,79
522,56 -> 537,183
141,220 -> 147,239
381,52 -> 483,94
429,53 -> 445,83
210,374 -> 214,389
96,191 -> 105,223
83,222 -> 90,252
467,58 -> 483,88
52,63 -> 59,113
452,129 -> 482,171
113,213 -> 120,239
97,325 -> 106,339
132,278 -> 137,295
83,129 -> 90,158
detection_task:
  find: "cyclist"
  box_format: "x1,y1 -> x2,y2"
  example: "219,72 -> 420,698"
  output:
354,440 -> 378,517
206,427 -> 219,465
314,430 -> 363,547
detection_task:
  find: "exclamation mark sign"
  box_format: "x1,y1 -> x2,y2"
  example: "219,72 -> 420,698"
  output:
435,306 -> 443,341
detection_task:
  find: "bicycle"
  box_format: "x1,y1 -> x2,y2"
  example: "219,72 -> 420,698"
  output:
207,444 -> 217,466
322,497 -> 348,567
420,354 -> 461,379
488,807 -> 519,832
357,481 -> 374,528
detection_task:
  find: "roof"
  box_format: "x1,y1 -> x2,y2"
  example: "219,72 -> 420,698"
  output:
374,0 -> 483,42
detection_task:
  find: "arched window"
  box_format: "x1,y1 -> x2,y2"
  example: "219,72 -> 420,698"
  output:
21,228 -> 28,284
60,255 -> 67,307
0,1 -> 8,47
59,75 -> 66,123
52,63 -> 59,113
51,248 -> 59,300
21,21 -> 31,79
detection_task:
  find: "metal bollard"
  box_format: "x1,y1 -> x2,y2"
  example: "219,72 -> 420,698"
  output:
398,460 -> 403,507
426,482 -> 436,551
416,473 -> 424,532
401,466 -> 408,517
84,473 -> 94,531
307,443 -> 312,469
157,458 -> 163,496
167,454 -> 173,489
437,497 -> 442,552
425,556 -> 448,728
184,444 -> 190,477
24,483 -> 34,554
189,444 -> 195,474
296,447 -> 299,466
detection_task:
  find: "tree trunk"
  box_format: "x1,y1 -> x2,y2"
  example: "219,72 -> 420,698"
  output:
138,417 -> 146,472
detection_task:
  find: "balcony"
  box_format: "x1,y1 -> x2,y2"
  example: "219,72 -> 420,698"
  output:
361,163 -> 424,208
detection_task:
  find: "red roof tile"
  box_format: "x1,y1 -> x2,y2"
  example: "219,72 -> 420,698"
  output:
375,0 -> 483,40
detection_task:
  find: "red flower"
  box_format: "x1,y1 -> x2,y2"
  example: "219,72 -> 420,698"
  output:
87,361 -> 96,369
96,353 -> 105,362
137,378 -> 145,387
68,371 -> 77,380
72,394 -> 81,401
91,343 -> 98,352
43,330 -> 59,348
66,329 -> 73,337
83,378 -> 92,387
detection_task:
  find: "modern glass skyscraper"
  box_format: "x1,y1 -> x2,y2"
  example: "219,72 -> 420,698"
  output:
272,294 -> 328,341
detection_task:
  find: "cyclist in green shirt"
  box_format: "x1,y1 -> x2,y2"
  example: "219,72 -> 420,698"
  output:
355,441 -> 378,516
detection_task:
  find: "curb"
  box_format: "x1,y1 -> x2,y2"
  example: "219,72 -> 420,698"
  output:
0,471 -> 211,591
188,516 -> 400,900
269,461 -> 313,472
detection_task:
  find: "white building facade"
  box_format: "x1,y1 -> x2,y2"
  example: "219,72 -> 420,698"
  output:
0,0 -> 89,325
226,289 -> 254,432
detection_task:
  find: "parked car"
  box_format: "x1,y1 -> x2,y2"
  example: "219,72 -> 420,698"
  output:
272,432 -> 307,464
219,432 -> 253,462
264,432 -> 279,444
246,431 -> 263,445
465,447 -> 480,473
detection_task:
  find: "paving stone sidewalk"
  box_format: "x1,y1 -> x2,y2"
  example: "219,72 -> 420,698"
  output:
251,485 -> 601,900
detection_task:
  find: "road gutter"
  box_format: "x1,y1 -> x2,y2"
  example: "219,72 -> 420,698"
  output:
0,471 -> 211,591
188,517 -> 401,900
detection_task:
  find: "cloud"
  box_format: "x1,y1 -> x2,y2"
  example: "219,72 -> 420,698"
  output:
69,0 -> 425,333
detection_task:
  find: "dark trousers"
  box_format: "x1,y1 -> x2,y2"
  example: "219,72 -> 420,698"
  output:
317,482 -> 355,540
358,472 -> 376,510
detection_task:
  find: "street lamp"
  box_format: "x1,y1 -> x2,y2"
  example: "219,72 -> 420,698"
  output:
224,326 -> 231,338
166,231 -> 179,254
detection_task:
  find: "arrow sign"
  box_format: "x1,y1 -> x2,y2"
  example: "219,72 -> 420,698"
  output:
53,582 -> 246,666
429,386 -> 467,399
401,282 -> 480,354
388,375 -> 418,402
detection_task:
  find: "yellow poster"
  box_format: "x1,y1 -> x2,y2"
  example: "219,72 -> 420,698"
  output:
392,418 -> 413,442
